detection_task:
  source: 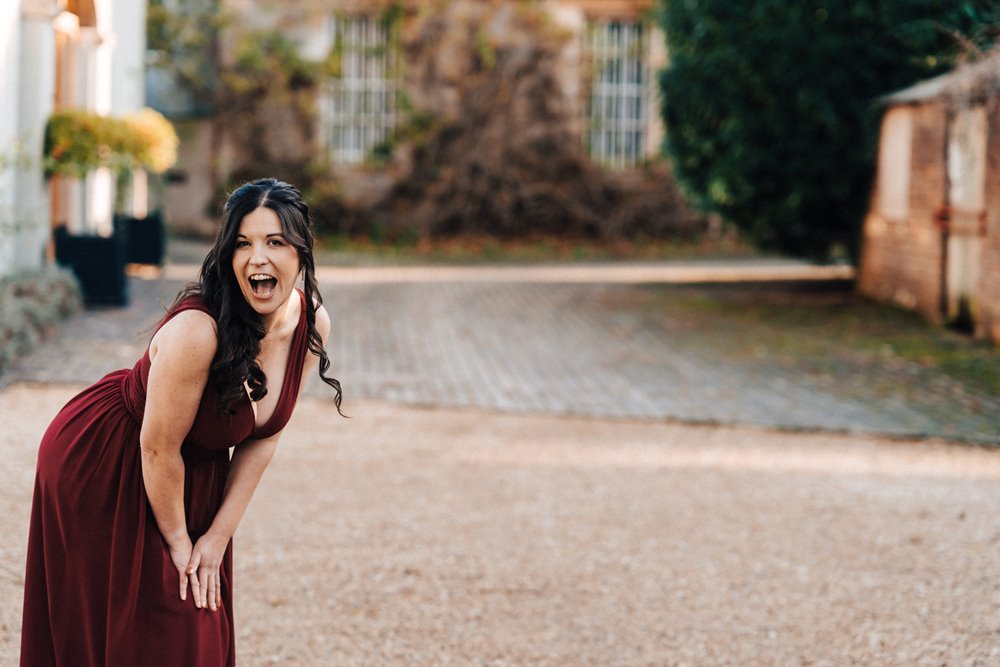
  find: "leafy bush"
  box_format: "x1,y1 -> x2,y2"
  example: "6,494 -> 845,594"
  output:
0,267 -> 82,376
363,0 -> 706,241
122,109 -> 180,174
657,0 -> 1000,261
43,110 -> 114,177
44,108 -> 179,177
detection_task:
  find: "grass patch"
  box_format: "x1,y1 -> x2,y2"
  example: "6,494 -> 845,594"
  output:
655,285 -> 1000,399
314,232 -> 762,266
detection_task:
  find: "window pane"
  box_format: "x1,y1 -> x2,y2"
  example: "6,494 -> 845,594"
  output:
327,14 -> 398,165
586,19 -> 648,167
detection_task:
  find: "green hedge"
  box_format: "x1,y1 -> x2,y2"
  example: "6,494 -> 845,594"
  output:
657,1 -> 1000,261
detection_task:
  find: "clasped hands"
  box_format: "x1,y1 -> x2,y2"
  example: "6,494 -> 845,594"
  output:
169,532 -> 229,611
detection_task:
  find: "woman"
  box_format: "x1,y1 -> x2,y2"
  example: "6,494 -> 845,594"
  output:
20,178 -> 343,666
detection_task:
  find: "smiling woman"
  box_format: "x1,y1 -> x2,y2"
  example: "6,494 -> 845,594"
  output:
233,207 -> 300,318
20,178 -> 343,666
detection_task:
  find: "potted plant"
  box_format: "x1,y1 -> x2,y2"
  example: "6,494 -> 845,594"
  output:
44,108 -> 178,306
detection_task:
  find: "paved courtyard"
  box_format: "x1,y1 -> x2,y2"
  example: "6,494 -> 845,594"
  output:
3,261 -> 998,441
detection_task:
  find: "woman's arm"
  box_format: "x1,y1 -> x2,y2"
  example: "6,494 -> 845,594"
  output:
139,309 -> 218,603
188,301 -> 332,611
187,433 -> 279,610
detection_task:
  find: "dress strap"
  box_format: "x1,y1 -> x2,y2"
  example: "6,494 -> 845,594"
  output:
280,288 -> 310,407
287,288 -> 310,386
253,288 -> 309,439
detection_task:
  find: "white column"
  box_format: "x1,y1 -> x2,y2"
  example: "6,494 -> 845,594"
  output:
51,11 -> 83,234
79,26 -> 114,234
87,167 -> 114,236
109,0 -> 145,115
0,0 -> 22,277
16,10 -> 59,272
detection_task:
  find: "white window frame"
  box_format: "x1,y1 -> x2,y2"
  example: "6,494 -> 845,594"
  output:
324,14 -> 398,166
586,19 -> 650,169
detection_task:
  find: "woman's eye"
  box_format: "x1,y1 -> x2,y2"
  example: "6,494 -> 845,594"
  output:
268,239 -> 284,247
236,240 -> 250,248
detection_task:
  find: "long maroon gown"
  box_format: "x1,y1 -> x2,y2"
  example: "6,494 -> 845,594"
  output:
20,290 -> 309,666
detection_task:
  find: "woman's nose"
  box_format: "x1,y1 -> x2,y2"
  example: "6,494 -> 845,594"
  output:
250,244 -> 268,264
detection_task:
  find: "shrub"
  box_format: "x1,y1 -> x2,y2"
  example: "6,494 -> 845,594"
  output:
657,0 -> 1000,261
44,108 -> 178,178
0,266 -> 82,376
366,0 -> 706,241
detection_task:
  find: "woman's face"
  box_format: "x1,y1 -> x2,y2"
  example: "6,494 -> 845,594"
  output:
231,206 -> 301,318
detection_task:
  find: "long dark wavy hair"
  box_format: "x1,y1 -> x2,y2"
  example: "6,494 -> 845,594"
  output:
166,178 -> 344,416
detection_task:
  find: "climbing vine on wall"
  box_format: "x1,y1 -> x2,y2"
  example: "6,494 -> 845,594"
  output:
148,0 -> 705,241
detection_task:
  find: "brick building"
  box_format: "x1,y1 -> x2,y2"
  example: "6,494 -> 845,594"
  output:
858,53 -> 1000,343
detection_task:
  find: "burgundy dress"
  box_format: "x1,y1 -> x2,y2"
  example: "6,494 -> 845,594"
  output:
20,290 -> 309,666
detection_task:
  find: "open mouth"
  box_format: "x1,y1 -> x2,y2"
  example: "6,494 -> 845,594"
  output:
248,273 -> 278,298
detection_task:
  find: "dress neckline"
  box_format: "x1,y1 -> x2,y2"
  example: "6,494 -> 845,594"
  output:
245,288 -> 307,437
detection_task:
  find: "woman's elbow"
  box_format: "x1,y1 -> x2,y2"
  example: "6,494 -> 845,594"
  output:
138,427 -> 181,461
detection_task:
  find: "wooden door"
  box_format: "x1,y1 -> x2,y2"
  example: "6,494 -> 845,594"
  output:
945,105 -> 987,327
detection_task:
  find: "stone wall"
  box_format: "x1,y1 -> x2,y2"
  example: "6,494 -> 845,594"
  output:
159,119 -> 220,236
859,98 -> 1000,345
859,103 -> 948,325
159,0 -> 672,236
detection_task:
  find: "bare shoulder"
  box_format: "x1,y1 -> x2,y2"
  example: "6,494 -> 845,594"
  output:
313,302 -> 331,345
150,309 -> 218,366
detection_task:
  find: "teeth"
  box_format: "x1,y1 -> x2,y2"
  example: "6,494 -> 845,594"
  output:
250,274 -> 275,281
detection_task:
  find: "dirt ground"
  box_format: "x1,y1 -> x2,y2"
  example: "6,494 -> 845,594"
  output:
3,384 -> 1000,665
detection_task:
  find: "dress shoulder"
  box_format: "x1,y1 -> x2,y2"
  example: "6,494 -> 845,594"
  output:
150,296 -> 217,337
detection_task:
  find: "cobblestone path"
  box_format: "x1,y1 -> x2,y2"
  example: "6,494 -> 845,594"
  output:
5,264 -> 999,442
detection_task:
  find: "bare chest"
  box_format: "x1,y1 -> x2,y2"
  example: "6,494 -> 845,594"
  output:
248,337 -> 293,429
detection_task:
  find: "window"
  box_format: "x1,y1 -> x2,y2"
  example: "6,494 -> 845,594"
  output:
325,15 -> 398,165
586,20 -> 649,168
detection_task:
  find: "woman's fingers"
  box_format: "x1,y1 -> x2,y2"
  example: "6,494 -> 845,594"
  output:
168,538 -> 194,603
194,568 -> 220,611
198,568 -> 210,610
186,552 -> 202,607
185,542 -> 224,611
207,573 -> 218,611
189,571 -> 202,608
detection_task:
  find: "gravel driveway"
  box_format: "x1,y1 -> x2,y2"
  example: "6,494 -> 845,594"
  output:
3,385 -> 999,665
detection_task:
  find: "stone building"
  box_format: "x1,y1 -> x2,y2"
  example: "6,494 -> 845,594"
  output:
156,0 -> 667,234
0,0 -> 147,278
858,53 -> 1000,343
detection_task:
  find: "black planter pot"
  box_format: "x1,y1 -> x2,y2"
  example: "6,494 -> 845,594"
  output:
115,211 -> 166,266
53,226 -> 129,307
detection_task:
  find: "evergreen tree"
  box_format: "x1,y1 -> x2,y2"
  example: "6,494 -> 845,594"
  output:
658,1 -> 1000,260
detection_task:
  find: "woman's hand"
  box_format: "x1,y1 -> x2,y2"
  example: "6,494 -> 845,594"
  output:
187,532 -> 229,611
168,536 -> 194,603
